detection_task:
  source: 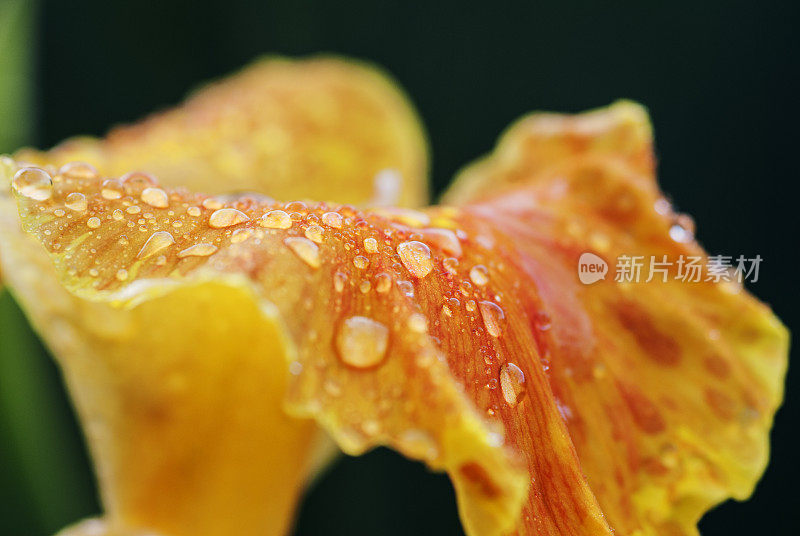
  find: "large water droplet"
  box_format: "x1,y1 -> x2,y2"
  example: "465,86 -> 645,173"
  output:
59,161 -> 98,180
12,168 -> 53,201
65,192 -> 88,212
284,237 -> 321,268
499,363 -> 526,406
336,316 -> 389,369
479,300 -> 505,337
363,237 -> 379,254
259,210 -> 292,229
141,187 -> 169,208
101,179 -> 124,200
321,211 -> 343,228
304,224 -> 325,243
470,265 -> 489,286
86,217 -> 102,229
137,231 -> 175,259
397,241 -> 433,278
209,208 -> 250,228
178,243 -> 218,258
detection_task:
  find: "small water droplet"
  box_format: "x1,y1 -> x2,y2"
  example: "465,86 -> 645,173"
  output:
397,280 -> 415,297
375,273 -> 392,293
408,313 -> 428,333
65,192 -> 88,212
363,237 -> 379,254
231,228 -> 252,243
53,208 -> 66,217
141,187 -> 169,208
336,316 -> 389,369
359,280 -> 372,293
284,237 -> 321,268
112,209 -> 124,221
12,168 -> 53,200
397,241 -> 433,278
118,235 -> 129,245
59,161 -> 98,179
126,205 -> 141,215
209,208 -> 250,228
201,197 -> 223,210
187,206 -> 201,217
499,363 -> 526,406
178,243 -> 218,258
259,210 -> 292,229
115,269 -> 128,281
469,265 -> 489,286
353,255 -> 369,269
86,217 -> 102,229
101,179 -> 124,200
304,224 -> 325,243
334,271 -> 347,292
443,257 -> 459,275
322,211 -> 343,228
423,228 -> 462,257
137,231 -> 175,259
479,301 -> 505,337
121,171 -> 157,189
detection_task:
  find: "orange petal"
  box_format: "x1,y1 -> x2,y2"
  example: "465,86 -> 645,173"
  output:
16,56 -> 428,207
447,102 -> 788,534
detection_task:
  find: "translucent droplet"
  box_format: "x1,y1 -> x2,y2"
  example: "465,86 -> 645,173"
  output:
12,168 -> 53,201
201,197 -> 223,210
65,192 -> 88,212
284,237 -> 321,268
115,269 -> 129,281
209,208 -> 249,228
336,316 -> 389,369
59,161 -> 98,179
178,243 -> 218,258
304,224 -> 325,243
137,231 -> 175,259
479,301 -> 505,337
499,363 -> 526,406
259,210 -> 292,229
141,187 -> 169,208
86,217 -> 101,229
353,255 -> 369,269
443,257 -> 459,275
126,205 -> 141,215
187,206 -> 201,217
359,280 -> 372,293
230,228 -> 252,243
53,208 -> 66,217
397,241 -> 433,278
334,271 -> 347,292
397,280 -> 415,297
322,211 -> 343,228
408,313 -> 428,333
375,273 -> 392,293
423,228 -> 462,257
101,179 -> 124,200
363,237 -> 378,254
112,209 -> 124,221
470,265 -> 489,286
121,171 -> 157,189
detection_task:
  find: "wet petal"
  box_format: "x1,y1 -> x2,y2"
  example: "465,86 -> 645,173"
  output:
16,56 -> 428,208
448,102 -> 788,534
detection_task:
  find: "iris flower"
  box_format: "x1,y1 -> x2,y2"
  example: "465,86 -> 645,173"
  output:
0,56 -> 788,536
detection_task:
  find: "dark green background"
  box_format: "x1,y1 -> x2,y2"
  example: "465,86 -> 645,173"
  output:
1,0 -> 798,534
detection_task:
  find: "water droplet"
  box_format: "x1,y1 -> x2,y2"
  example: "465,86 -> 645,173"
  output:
443,257 -> 459,275
137,231 -> 175,259
53,208 -> 66,217
353,255 -> 369,269
259,210 -> 292,229
141,187 -> 169,208
187,206 -> 201,217
334,271 -> 347,292
115,269 -> 128,281
121,171 -> 157,189
397,241 -> 433,278
322,211 -> 343,228
86,217 -> 101,229
304,224 -> 325,243
112,209 -> 124,221
12,168 -> 53,200
209,208 -> 249,228
375,273 -> 392,293
500,363 -> 526,407
118,235 -> 129,245
397,280 -> 415,297
423,228 -> 462,257
479,301 -> 505,337
336,316 -> 389,369
231,228 -> 252,243
65,192 -> 88,212
408,313 -> 428,333
101,179 -> 124,200
59,161 -> 98,179
178,243 -> 218,258
469,265 -> 489,286
465,299 -> 476,312
201,197 -> 223,210
284,237 -> 321,268
359,280 -> 371,293
364,237 -> 379,254
126,205 -> 141,215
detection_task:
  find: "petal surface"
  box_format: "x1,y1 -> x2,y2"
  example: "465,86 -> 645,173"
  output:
447,102 -> 788,534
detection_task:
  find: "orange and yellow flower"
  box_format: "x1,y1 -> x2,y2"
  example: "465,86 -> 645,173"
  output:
0,56 -> 788,536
